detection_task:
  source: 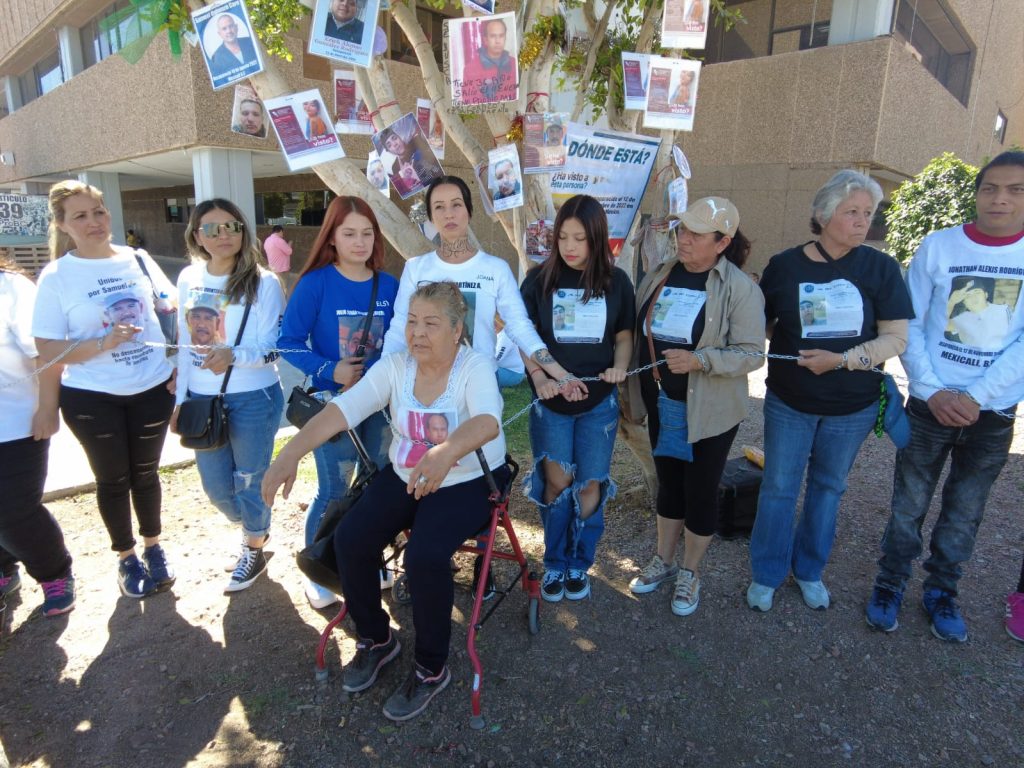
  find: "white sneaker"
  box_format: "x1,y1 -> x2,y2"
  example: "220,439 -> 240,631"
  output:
305,578 -> 340,609
629,554 -> 679,595
795,579 -> 830,610
746,582 -> 775,612
670,569 -> 701,616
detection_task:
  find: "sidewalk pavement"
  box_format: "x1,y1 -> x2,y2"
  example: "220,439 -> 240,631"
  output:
42,359 -> 305,502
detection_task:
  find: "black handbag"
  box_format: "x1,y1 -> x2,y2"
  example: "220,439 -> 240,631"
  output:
177,302 -> 252,451
295,429 -> 379,594
285,272 -> 379,433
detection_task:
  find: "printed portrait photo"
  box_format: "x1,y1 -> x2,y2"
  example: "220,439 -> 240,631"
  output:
370,112 -> 444,200
103,292 -> 146,329
944,275 -> 1020,351
396,409 -> 459,468
185,292 -> 229,347
193,0 -> 264,89
230,84 -> 267,138
449,13 -> 519,107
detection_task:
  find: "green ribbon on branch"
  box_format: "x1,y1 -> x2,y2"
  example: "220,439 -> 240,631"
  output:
98,0 -> 182,65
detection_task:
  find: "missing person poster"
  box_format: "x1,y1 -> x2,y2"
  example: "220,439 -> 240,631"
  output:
621,52 -> 651,111
552,124 -> 661,257
643,56 -> 702,131
333,69 -> 374,134
264,89 -> 346,171
308,0 -> 381,69
448,12 -> 519,107
487,145 -> 524,212
523,112 -> 568,174
661,0 -> 710,50
193,0 -> 265,90
416,98 -> 446,161
370,112 -> 444,200
230,84 -> 267,138
366,150 -> 390,198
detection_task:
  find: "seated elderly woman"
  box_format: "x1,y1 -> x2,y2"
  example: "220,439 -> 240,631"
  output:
262,281 -> 508,722
747,169 -> 913,613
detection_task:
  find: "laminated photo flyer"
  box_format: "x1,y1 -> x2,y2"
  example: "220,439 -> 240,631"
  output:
643,56 -> 701,131
333,69 -> 374,134
193,0 -> 265,90
621,52 -> 651,111
416,98 -> 446,161
230,83 -> 267,138
661,0 -> 710,50
265,89 -> 346,171
523,112 -> 568,174
366,150 -> 390,198
487,145 -> 523,212
448,12 -> 519,107
308,0 -> 381,69
370,112 -> 444,200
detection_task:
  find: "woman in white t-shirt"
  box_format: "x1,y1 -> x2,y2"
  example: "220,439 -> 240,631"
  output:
0,256 -> 76,617
172,199 -> 285,594
263,281 -> 507,723
33,181 -> 177,599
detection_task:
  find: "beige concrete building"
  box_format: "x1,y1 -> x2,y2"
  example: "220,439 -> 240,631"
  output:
0,0 -> 1021,274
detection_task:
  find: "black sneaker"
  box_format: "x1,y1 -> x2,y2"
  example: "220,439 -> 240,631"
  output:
472,555 -> 496,601
225,546 -> 267,593
382,663 -> 451,722
342,630 -> 402,693
565,569 -> 591,600
541,569 -> 565,603
142,544 -> 176,591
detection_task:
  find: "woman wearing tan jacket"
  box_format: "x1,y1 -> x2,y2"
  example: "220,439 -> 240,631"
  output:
621,197 -> 765,616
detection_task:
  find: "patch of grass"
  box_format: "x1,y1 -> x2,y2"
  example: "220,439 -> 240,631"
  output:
272,436 -> 317,485
501,381 -> 535,462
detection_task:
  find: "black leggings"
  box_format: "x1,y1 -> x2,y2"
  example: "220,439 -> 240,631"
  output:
334,464 -> 509,675
60,379 -> 174,553
641,373 -> 738,537
1017,553 -> 1024,594
0,437 -> 72,583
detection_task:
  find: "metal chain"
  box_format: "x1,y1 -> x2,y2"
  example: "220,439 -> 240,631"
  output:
0,339 -> 83,392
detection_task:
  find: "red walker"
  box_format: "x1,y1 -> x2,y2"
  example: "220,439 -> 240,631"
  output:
312,451 -> 541,730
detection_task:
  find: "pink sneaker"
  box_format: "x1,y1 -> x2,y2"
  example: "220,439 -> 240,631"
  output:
1006,592 -> 1024,643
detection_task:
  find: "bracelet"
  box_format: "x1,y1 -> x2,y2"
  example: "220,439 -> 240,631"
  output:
527,367 -> 543,378
833,350 -> 848,370
96,336 -> 106,353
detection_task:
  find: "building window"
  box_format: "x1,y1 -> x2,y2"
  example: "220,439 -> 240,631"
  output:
388,3 -> 449,66
166,198 -> 194,224
994,110 -> 1007,145
81,2 -> 142,69
256,191 -> 333,227
771,22 -> 830,55
892,0 -> 973,106
36,49 -> 64,96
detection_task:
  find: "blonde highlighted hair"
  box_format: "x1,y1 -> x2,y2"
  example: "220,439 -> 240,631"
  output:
48,180 -> 106,260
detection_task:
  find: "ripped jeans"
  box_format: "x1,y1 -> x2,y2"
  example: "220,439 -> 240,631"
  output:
194,384 -> 284,539
526,391 -> 619,573
60,379 -> 175,552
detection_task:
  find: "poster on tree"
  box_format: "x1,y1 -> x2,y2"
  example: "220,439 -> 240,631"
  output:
643,56 -> 701,131
264,89 -> 345,171
333,69 -> 373,134
448,13 -> 519,106
308,0 -> 381,68
661,0 -> 710,50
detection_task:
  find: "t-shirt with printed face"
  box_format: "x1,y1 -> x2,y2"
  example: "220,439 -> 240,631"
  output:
760,244 -> 913,415
520,265 -> 635,415
637,262 -> 709,401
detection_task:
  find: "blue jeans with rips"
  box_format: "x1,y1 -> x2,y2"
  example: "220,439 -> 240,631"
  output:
874,397 -> 1014,596
526,390 -> 619,573
194,383 -> 284,539
749,390 -> 877,588
305,409 -> 391,546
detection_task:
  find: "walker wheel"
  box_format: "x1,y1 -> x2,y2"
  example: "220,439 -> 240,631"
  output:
314,666 -> 329,683
527,597 -> 540,635
470,715 -> 486,731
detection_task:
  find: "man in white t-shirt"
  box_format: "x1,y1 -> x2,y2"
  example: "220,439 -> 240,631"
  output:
867,151 -> 1024,642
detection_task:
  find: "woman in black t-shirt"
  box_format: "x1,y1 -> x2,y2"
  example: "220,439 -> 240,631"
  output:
521,195 -> 635,603
747,170 -> 913,613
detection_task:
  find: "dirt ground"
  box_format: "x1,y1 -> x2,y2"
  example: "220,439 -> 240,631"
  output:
1,385 -> 1022,768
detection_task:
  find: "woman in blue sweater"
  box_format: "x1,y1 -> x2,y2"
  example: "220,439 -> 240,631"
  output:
278,196 -> 399,608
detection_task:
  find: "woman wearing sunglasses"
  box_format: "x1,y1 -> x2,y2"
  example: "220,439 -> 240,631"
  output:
173,200 -> 285,593
33,181 -> 177,599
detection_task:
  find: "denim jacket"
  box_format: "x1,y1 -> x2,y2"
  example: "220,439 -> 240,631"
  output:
620,254 -> 766,443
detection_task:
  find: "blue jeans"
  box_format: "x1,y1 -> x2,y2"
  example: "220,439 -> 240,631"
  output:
496,367 -> 525,388
526,391 -> 619,572
194,384 -> 284,539
305,409 -> 391,546
750,390 -> 877,588
875,398 -> 1013,596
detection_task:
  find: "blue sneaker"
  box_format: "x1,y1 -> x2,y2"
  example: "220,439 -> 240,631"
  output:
118,555 -> 156,598
41,576 -> 76,617
922,587 -> 967,643
142,544 -> 176,591
865,586 -> 903,632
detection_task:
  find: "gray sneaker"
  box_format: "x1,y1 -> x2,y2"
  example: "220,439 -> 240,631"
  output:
342,630 -> 401,693
670,569 -> 701,616
382,663 -> 451,722
629,555 -> 679,594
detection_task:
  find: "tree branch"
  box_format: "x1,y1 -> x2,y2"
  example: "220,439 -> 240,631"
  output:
570,0 -> 616,122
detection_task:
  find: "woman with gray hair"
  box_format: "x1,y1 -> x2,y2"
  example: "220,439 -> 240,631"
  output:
746,170 -> 913,612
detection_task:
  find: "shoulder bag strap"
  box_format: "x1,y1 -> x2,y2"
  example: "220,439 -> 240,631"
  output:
355,271 -> 380,355
220,301 -> 252,395
643,270 -> 674,386
813,241 -> 863,291
134,251 -> 159,300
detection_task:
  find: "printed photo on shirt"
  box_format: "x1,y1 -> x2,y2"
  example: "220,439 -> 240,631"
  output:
185,290 -> 230,347
395,408 -> 459,468
448,13 -> 519,107
552,289 -> 605,344
193,0 -> 264,90
337,311 -> 386,361
649,286 -> 705,344
462,290 -> 477,347
103,291 -> 147,330
798,280 -> 863,339
944,276 -> 1020,351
